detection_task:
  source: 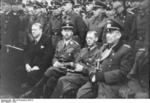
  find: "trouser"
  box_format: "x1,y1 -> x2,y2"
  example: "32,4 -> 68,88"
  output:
27,70 -> 43,86
43,67 -> 67,98
15,65 -> 43,86
77,82 -> 121,98
25,66 -> 67,98
50,73 -> 88,98
77,82 -> 98,98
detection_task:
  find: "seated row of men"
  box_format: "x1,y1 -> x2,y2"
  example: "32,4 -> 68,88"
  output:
19,18 -> 148,98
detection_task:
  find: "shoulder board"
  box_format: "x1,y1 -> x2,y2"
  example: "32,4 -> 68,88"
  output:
115,44 -> 132,56
70,40 -> 80,46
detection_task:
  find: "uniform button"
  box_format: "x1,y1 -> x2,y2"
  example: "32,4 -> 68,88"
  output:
110,59 -> 112,61
108,65 -> 111,68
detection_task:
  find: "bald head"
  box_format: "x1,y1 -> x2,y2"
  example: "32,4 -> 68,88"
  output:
86,31 -> 98,47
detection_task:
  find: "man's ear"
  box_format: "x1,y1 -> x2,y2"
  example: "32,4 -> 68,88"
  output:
116,31 -> 121,39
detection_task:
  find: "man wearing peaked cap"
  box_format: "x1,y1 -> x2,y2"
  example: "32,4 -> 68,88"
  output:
61,0 -> 88,48
73,3 -> 83,16
43,0 -> 63,49
83,0 -> 94,24
76,18 -> 134,98
85,0 -> 108,43
84,0 -> 94,12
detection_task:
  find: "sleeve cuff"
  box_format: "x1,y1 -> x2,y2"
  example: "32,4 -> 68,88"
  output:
96,71 -> 105,82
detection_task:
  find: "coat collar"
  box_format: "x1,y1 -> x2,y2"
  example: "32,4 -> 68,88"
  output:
33,34 -> 46,45
101,40 -> 123,53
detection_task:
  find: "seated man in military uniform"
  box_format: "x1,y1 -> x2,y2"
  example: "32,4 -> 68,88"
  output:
21,21 -> 81,98
50,31 -> 101,98
77,18 -> 134,98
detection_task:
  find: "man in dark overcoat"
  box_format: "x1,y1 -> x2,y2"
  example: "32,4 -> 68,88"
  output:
21,22 -> 54,87
77,18 -> 134,98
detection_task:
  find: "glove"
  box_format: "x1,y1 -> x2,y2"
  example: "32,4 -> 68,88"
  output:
53,61 -> 64,68
31,66 -> 40,71
25,64 -> 32,72
74,63 -> 84,72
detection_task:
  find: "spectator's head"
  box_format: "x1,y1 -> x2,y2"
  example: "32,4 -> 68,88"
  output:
140,0 -> 149,10
85,0 -> 94,12
61,21 -> 74,40
86,31 -> 98,47
73,4 -> 82,14
62,0 -> 74,12
31,23 -> 43,39
93,0 -> 107,17
105,9 -> 116,18
52,1 -> 62,15
105,19 -> 124,45
113,1 -> 124,14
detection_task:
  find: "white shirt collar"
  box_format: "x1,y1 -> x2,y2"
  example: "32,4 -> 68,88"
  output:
64,39 -> 72,46
35,34 -> 42,43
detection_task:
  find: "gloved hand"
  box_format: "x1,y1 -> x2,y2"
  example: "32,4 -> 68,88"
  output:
53,61 -> 64,68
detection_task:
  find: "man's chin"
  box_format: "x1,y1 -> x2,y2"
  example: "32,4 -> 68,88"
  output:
64,38 -> 70,40
106,40 -> 113,44
87,44 -> 93,47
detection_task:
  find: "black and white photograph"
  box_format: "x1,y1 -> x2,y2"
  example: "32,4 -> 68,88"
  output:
0,0 -> 149,102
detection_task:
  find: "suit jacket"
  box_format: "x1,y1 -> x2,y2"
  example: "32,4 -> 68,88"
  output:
99,42 -> 134,84
53,39 -> 81,64
24,35 -> 54,72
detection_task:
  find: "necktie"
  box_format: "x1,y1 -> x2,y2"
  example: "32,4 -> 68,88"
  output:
34,40 -> 37,45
